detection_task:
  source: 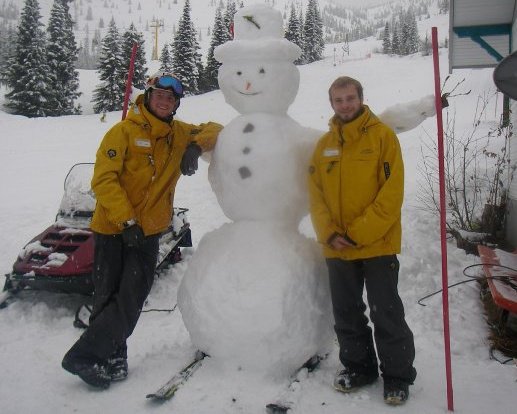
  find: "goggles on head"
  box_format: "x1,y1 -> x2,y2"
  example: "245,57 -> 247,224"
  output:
147,74 -> 184,97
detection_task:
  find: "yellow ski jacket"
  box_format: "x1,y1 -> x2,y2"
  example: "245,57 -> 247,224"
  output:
90,94 -> 222,236
308,105 -> 404,260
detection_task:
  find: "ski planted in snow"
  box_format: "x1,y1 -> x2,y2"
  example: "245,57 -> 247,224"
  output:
265,354 -> 327,414
146,350 -> 207,401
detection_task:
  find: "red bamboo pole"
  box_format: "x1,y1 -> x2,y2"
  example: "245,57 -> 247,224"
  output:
122,43 -> 138,120
431,26 -> 454,412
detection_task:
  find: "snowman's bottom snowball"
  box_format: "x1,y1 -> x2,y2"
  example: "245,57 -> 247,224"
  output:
177,221 -> 333,378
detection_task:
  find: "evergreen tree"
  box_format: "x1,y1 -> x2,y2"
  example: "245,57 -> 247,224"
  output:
391,21 -> 400,55
46,0 -> 81,116
77,24 -> 99,69
121,23 -> 147,90
420,31 -> 432,56
5,0 -> 53,117
439,0 -> 450,14
171,0 -> 202,95
92,18 -> 125,113
285,3 -> 303,64
302,0 -> 324,64
159,43 -> 173,72
204,7 -> 226,91
223,0 -> 236,42
398,10 -> 409,55
406,9 -> 420,55
0,22 -> 17,86
382,21 -> 391,54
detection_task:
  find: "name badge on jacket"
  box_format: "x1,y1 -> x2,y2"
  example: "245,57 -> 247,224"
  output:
135,138 -> 151,148
323,148 -> 340,157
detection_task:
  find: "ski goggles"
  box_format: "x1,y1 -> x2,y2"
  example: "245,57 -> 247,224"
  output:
148,75 -> 184,97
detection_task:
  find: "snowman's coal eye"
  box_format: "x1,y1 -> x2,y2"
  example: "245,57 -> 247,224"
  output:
259,68 -> 265,74
237,71 -> 242,76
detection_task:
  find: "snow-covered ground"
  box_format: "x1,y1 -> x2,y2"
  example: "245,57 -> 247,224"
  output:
0,8 -> 516,414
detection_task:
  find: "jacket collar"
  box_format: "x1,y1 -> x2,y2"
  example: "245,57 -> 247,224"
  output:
329,105 -> 380,138
329,105 -> 380,131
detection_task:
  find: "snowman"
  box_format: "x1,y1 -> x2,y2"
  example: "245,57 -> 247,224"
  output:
177,4 -> 333,378
178,4 -> 436,378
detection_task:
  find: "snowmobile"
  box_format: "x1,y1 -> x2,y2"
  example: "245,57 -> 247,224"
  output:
1,163 -> 192,307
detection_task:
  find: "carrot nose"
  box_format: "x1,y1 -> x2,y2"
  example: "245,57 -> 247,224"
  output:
245,82 -> 251,91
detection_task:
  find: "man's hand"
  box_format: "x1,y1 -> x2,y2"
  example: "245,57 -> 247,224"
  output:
180,142 -> 202,176
122,224 -> 145,247
329,234 -> 357,251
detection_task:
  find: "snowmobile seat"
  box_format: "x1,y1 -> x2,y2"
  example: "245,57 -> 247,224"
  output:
477,245 -> 517,314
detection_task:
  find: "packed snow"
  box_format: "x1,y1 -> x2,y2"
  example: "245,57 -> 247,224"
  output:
0,3 -> 516,414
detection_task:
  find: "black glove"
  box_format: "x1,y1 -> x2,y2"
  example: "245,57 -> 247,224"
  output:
122,224 -> 145,247
180,142 -> 202,176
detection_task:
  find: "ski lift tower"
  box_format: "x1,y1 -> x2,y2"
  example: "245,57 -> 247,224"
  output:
342,33 -> 350,58
151,19 -> 164,60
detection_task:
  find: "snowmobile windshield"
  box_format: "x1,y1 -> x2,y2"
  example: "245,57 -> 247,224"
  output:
56,163 -> 96,227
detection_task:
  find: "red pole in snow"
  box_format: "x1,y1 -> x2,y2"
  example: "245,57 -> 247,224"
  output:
431,26 -> 454,412
122,43 -> 138,121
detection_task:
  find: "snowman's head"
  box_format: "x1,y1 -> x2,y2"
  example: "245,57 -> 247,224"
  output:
215,4 -> 301,115
218,59 -> 299,115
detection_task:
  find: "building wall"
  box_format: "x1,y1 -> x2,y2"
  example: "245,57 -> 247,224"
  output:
505,16 -> 517,247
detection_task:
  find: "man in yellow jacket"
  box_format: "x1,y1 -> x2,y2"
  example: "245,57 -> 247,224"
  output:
62,72 -> 222,389
308,76 -> 416,405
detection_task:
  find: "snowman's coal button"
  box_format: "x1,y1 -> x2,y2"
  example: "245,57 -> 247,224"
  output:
243,123 -> 254,133
242,147 -> 251,154
238,166 -> 252,179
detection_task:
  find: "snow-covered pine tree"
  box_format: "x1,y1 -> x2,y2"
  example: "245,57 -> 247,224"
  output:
382,21 -> 391,55
204,7 -> 226,91
76,24 -> 99,69
302,0 -> 324,64
406,9 -> 420,55
397,9 -> 419,56
420,31 -> 432,56
121,23 -> 147,90
223,0 -> 236,42
391,21 -> 400,56
46,0 -> 81,116
285,2 -> 303,64
92,18 -> 125,113
439,0 -> 450,15
0,22 -> 17,86
171,0 -> 202,95
398,10 -> 409,55
4,0 -> 53,117
159,43 -> 173,72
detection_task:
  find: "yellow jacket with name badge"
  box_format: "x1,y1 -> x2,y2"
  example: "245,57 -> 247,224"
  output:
90,94 -> 222,236
308,105 -> 404,260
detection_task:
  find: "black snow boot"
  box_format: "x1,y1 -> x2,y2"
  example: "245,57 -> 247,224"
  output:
333,368 -> 378,393
107,345 -> 128,381
62,349 -> 111,389
383,379 -> 409,405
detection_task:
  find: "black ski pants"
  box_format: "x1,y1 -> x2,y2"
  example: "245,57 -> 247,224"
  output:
326,255 -> 416,384
74,232 -> 160,361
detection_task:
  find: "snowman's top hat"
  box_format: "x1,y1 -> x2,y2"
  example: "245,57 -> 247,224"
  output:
215,4 -> 301,63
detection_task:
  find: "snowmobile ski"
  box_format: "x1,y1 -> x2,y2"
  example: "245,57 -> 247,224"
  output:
265,354 -> 326,414
146,350 -> 207,401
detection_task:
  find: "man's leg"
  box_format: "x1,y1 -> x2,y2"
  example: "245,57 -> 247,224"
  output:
79,234 -> 160,359
89,233 -> 123,323
62,234 -> 159,387
326,258 -> 378,376
363,255 -> 416,383
363,255 -> 416,404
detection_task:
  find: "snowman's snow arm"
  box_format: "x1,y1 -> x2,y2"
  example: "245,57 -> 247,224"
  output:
377,94 -> 436,134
